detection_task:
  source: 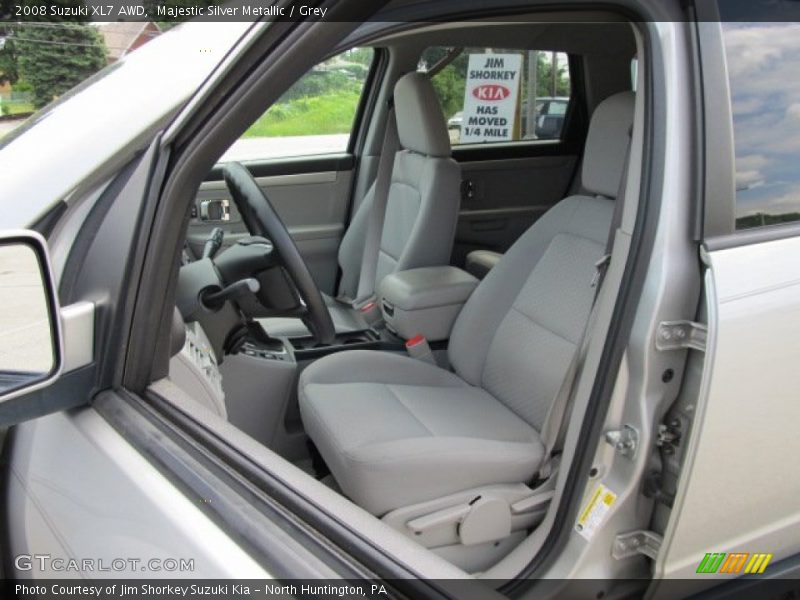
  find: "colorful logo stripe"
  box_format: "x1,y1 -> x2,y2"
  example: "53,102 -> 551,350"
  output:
697,553 -> 726,574
744,553 -> 772,574
696,552 -> 773,574
719,553 -> 749,574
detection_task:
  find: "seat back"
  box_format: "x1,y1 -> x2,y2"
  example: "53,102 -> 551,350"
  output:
448,91 -> 635,430
336,72 -> 461,299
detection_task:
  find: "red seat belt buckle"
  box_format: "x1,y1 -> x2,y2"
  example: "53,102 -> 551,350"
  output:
406,334 -> 435,363
358,299 -> 383,327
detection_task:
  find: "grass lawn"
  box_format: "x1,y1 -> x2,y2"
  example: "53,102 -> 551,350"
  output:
242,89 -> 361,138
1,101 -> 35,116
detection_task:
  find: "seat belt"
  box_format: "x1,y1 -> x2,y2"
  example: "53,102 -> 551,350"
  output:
537,295 -> 601,479
594,129 -> 632,292
352,105 -> 399,306
537,138 -> 632,480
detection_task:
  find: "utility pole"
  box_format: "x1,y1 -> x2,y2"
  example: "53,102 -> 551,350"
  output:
551,51 -> 558,96
526,50 -> 538,138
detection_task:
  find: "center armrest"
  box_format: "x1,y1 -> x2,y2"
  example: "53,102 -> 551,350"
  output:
378,266 -> 479,341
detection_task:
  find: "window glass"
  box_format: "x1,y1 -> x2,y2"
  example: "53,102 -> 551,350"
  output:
721,24 -> 800,229
222,48 -> 374,161
420,48 -> 571,146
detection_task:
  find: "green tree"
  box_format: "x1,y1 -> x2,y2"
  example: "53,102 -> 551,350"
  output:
430,65 -> 466,118
0,27 -> 19,86
14,21 -> 107,107
534,53 -> 570,98
420,48 -> 469,119
343,47 -> 373,66
521,52 -> 570,104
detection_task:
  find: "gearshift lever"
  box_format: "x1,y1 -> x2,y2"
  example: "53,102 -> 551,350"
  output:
201,277 -> 260,310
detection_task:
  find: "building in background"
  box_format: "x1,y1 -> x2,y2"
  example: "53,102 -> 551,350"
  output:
96,22 -> 161,63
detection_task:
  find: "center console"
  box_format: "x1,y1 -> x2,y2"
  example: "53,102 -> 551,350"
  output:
242,265 -> 480,364
227,318 -> 405,459
247,327 -> 405,362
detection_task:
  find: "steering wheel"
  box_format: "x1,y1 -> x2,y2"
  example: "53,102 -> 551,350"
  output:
222,162 -> 335,345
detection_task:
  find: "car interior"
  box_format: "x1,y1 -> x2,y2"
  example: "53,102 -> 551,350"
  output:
162,17 -> 640,575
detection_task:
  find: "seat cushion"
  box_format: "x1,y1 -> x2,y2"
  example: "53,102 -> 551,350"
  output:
299,350 -> 544,515
258,293 -> 366,338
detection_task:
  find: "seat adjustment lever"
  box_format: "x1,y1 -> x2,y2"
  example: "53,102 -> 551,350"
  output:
406,496 -> 513,546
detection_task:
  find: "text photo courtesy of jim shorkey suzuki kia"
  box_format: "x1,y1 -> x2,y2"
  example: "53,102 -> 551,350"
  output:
460,54 -> 523,143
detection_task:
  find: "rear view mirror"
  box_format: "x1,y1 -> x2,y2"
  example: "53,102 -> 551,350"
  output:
0,232 -> 61,401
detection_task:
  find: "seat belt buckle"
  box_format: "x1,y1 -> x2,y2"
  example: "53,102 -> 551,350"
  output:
357,298 -> 384,328
406,334 -> 435,364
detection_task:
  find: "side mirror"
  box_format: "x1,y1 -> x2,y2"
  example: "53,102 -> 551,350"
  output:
0,231 -> 62,401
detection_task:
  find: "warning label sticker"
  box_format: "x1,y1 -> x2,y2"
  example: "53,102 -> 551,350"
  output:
576,483 -> 617,541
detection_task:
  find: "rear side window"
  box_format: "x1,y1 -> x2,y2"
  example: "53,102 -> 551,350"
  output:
419,47 -> 572,146
721,24 -> 800,230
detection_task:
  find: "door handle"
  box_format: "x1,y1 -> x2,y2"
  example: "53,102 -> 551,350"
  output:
199,198 -> 230,222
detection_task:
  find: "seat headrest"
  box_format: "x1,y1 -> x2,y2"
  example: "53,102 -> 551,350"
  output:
394,72 -> 451,158
582,91 -> 635,198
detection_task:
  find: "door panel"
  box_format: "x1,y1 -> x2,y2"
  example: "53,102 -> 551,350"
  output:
451,151 -> 578,266
188,158 -> 354,295
7,406 -> 268,577
658,236 -> 800,583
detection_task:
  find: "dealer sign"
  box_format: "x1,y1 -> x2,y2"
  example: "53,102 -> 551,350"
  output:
460,53 -> 523,143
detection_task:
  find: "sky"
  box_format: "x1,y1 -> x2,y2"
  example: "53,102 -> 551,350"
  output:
723,22 -> 800,218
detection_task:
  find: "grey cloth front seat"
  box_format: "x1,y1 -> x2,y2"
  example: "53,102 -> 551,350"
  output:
299,91 -> 634,516
262,72 -> 461,337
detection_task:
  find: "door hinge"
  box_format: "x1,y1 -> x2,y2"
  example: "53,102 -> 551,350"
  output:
656,420 -> 682,454
612,530 -> 663,560
604,424 -> 638,459
643,471 -> 676,508
656,320 -> 707,352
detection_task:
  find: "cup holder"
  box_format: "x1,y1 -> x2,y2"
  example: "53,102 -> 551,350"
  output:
289,329 -> 379,354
